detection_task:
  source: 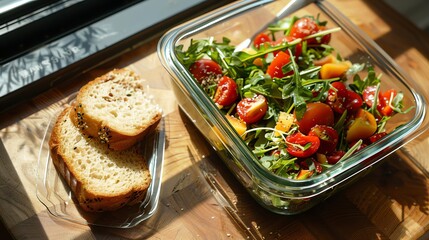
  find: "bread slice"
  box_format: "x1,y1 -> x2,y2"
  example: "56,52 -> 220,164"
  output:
49,106 -> 152,212
70,68 -> 162,150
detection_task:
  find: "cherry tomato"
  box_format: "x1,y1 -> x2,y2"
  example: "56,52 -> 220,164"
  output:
345,89 -> 363,113
289,17 -> 319,44
236,95 -> 268,124
308,125 -> 339,155
253,33 -> 271,49
362,85 -> 377,107
318,26 -> 331,44
296,102 -> 335,135
381,89 -> 397,103
368,132 -> 387,143
271,36 -> 302,57
298,158 -> 323,174
189,59 -> 222,83
266,51 -> 292,78
286,132 -> 320,158
379,89 -> 397,116
362,86 -> 397,117
325,81 -> 347,114
213,76 -> 238,107
326,150 -> 345,164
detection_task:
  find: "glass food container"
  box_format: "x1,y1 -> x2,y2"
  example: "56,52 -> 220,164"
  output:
157,0 -> 429,214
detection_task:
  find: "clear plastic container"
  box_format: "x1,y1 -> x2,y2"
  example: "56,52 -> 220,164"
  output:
157,0 -> 429,214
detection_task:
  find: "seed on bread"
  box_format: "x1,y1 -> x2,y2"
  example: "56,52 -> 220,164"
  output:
49,106 -> 152,212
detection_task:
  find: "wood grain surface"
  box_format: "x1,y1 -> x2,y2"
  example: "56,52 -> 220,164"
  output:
1,0 -> 429,239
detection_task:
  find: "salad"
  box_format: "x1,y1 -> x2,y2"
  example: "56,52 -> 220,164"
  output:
175,15 -> 412,180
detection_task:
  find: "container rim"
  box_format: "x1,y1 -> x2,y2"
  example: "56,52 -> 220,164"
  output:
157,0 -> 429,196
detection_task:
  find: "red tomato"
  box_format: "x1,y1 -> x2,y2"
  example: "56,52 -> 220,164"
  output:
236,95 -> 268,124
308,125 -> 339,155
271,36 -> 302,57
189,59 -> 222,83
381,89 -> 397,103
266,51 -> 292,78
345,89 -> 363,113
362,86 -> 397,116
362,85 -> 377,107
368,132 -> 387,143
286,132 -> 320,158
298,158 -> 322,173
318,26 -> 331,44
289,17 -> 319,44
325,81 -> 347,114
253,33 -> 271,49
296,102 -> 335,135
213,76 -> 238,107
379,89 -> 397,116
326,150 -> 345,164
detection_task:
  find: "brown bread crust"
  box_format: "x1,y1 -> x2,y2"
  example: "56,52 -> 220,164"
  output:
49,107 -> 151,212
70,68 -> 162,151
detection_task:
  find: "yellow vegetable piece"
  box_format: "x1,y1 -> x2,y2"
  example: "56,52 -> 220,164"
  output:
225,115 -> 247,138
316,153 -> 328,164
346,109 -> 377,142
320,61 -> 352,79
296,169 -> 313,180
252,57 -> 264,67
274,112 -> 294,136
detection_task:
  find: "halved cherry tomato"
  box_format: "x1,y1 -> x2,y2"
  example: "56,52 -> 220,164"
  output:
379,89 -> 397,116
296,102 -> 335,134
189,59 -> 223,83
325,81 -> 361,114
362,85 -> 377,107
213,76 -> 238,107
289,17 -> 319,44
286,132 -> 320,158
362,86 -> 397,117
266,51 -> 292,78
308,125 -> 339,155
326,150 -> 345,164
326,81 -> 347,114
236,95 -> 268,124
253,33 -> 271,49
368,132 -> 387,143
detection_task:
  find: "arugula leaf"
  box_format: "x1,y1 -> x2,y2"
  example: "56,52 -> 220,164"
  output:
175,37 -> 236,77
349,65 -> 381,94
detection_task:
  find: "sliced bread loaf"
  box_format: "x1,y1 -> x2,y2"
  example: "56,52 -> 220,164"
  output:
70,68 -> 162,150
49,106 -> 152,212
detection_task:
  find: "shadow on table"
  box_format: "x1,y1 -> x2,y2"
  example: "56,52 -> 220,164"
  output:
0,138 -> 48,239
362,0 -> 429,62
190,131 -> 429,239
97,105 -> 429,239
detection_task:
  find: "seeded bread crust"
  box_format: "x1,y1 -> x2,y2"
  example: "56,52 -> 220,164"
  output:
49,106 -> 152,212
70,68 -> 162,151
